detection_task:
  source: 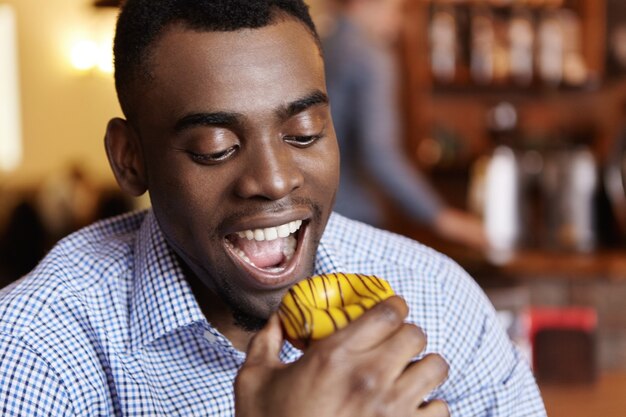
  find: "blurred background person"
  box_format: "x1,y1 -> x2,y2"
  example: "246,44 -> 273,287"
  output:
37,163 -> 100,242
0,198 -> 46,287
0,163 -> 133,287
323,0 -> 488,251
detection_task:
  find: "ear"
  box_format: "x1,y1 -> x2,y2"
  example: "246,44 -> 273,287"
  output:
104,118 -> 148,197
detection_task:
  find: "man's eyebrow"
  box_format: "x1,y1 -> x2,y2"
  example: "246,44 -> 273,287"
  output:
174,112 -> 242,133
280,90 -> 329,119
173,91 -> 328,132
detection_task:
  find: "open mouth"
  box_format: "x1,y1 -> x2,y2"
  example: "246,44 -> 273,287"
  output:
224,219 -> 304,277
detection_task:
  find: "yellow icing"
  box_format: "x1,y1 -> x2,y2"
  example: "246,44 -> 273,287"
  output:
278,273 -> 395,346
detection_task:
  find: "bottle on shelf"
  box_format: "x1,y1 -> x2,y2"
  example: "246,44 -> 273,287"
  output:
537,8 -> 564,86
424,0 -> 591,89
429,4 -> 458,84
470,5 -> 496,85
559,8 -> 588,86
508,6 -> 535,86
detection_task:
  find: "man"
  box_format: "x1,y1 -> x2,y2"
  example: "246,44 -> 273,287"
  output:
0,0 -> 546,415
324,0 -> 488,250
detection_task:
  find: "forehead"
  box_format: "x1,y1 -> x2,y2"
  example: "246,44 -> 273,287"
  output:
143,18 -> 325,119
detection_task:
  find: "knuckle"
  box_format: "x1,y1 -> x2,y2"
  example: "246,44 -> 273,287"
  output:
372,297 -> 407,323
402,323 -> 426,346
310,344 -> 343,372
349,368 -> 379,395
374,302 -> 401,323
423,353 -> 449,381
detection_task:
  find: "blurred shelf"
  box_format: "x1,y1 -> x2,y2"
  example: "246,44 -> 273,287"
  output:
430,80 -> 601,97
496,250 -> 626,280
388,217 -> 626,282
439,243 -> 626,281
422,0 -> 568,8
389,211 -> 626,282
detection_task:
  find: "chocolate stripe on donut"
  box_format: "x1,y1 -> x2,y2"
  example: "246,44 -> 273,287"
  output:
320,275 -> 329,309
287,286 -> 314,339
333,274 -> 353,324
307,278 -> 317,309
357,274 -> 387,302
279,289 -> 307,339
324,308 -> 340,335
360,273 -> 386,291
278,304 -> 303,339
335,273 -> 346,307
344,275 -> 380,303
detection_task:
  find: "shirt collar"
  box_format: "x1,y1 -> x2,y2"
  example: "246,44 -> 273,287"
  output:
314,213 -> 345,274
127,211 -> 347,352
129,211 -> 206,351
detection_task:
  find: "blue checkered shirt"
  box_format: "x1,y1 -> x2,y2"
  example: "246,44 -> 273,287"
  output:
0,210 -> 546,416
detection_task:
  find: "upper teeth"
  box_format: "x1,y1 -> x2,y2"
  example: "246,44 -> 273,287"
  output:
235,220 -> 302,242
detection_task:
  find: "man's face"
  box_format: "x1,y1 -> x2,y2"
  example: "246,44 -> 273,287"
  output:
132,18 -> 339,324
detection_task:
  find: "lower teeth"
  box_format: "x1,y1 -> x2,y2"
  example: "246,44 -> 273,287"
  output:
226,236 -> 296,269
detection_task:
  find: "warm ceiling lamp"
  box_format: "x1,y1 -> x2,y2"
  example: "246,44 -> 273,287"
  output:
68,1 -> 120,74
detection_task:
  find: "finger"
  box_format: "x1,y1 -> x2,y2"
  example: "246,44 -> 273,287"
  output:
416,399 -> 450,417
396,353 -> 449,405
245,314 -> 284,366
329,296 -> 409,352
370,323 -> 427,383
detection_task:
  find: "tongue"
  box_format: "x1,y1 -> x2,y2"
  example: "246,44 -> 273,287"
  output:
233,236 -> 287,269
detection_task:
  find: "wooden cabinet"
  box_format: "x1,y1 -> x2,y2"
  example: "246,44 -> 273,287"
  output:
389,0 -> 626,254
399,0 -> 625,172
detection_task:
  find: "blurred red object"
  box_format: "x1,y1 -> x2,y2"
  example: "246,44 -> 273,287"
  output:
527,307 -> 598,384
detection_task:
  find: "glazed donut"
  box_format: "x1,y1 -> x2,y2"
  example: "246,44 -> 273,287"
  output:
278,273 -> 395,348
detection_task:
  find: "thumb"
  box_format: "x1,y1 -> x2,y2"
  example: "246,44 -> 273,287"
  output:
245,314 -> 284,366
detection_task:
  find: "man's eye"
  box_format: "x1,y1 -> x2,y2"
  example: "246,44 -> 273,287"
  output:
283,134 -> 323,147
187,145 -> 238,164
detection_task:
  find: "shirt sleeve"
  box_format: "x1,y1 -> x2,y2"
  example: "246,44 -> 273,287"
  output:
354,48 -> 444,224
436,264 -> 547,416
0,332 -> 76,417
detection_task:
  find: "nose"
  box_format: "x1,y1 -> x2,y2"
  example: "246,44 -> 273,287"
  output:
234,141 -> 304,201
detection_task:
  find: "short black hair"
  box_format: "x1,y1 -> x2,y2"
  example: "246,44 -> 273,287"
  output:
114,0 -> 319,120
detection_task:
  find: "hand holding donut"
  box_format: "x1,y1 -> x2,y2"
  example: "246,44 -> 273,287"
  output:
235,276 -> 450,417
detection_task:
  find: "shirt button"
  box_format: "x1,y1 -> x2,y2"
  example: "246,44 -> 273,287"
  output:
204,330 -> 218,344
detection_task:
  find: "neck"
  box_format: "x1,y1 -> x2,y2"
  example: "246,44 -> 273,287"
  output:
179,260 -> 257,352
202,303 -> 256,352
